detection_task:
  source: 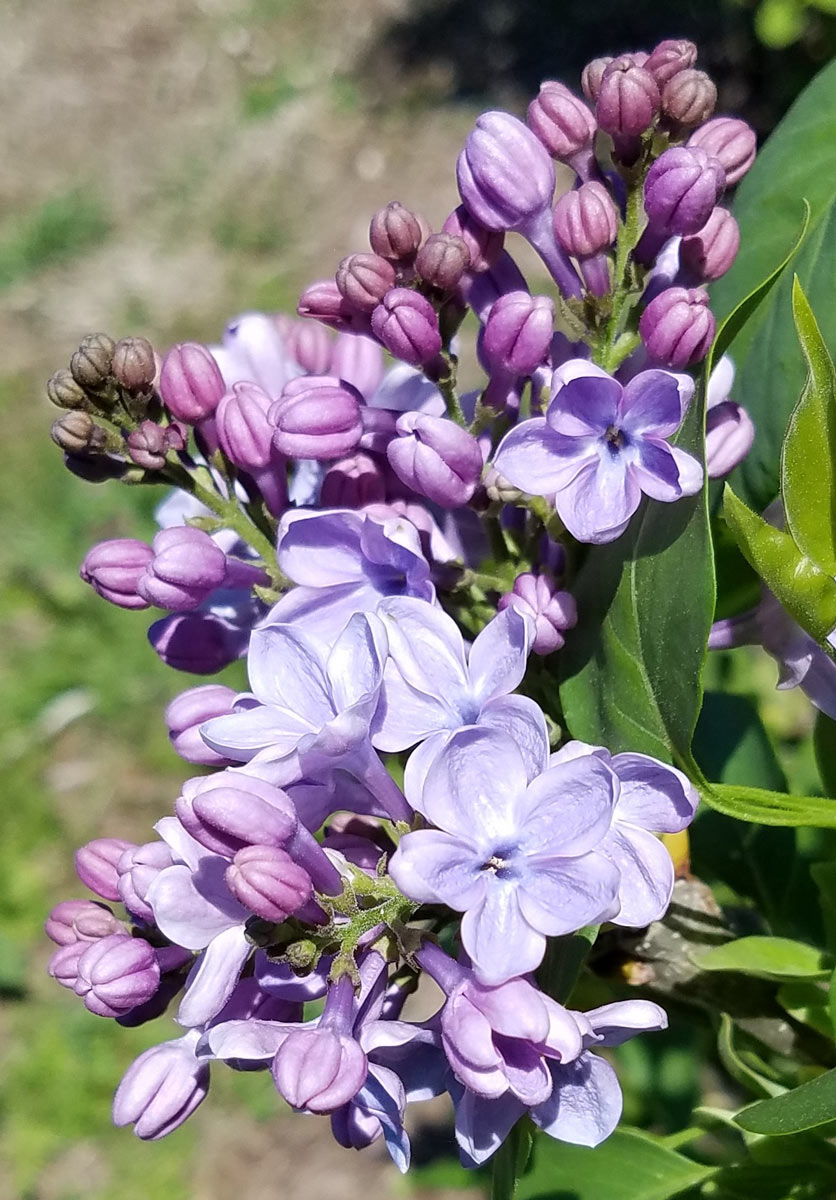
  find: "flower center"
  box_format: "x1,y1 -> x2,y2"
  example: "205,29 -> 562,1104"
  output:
604,424 -> 626,454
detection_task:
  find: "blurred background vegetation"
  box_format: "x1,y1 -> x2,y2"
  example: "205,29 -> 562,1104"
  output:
2,1 -> 836,1197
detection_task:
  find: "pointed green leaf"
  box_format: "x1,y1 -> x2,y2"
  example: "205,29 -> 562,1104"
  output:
702,781 -> 836,828
694,936 -> 831,981
737,1069 -> 836,1135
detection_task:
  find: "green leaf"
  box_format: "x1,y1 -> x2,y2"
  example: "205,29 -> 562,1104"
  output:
702,781 -> 836,828
717,1014 -> 787,1098
777,981 -> 833,1037
694,935 -> 831,980
814,713 -> 836,798
516,1128 -> 712,1200
737,1068 -> 836,1135
782,278 -> 836,575
492,1119 -> 534,1200
711,56 -> 836,511
722,485 -> 836,644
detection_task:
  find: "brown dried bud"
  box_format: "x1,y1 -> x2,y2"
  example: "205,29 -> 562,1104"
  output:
661,69 -> 717,129
70,333 -> 115,391
50,411 -> 108,455
112,336 -> 156,395
369,201 -> 426,263
46,369 -> 89,411
416,233 -> 471,293
335,252 -> 397,313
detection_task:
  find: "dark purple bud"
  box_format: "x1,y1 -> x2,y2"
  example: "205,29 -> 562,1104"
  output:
225,844 -> 313,922
482,291 -> 555,376
74,933 -> 161,1018
335,253 -> 397,314
370,288 -> 442,366
442,205 -> 504,273
159,342 -> 225,423
216,380 -> 275,471
369,201 -> 426,263
527,81 -> 597,160
46,899 -> 123,945
596,57 -> 660,137
47,368 -> 89,411
287,320 -> 333,374
48,941 -> 86,989
644,146 -> 725,236
680,206 -> 740,281
113,1036 -> 209,1139
639,286 -> 715,367
175,770 -> 297,858
70,333 -> 115,391
126,420 -> 169,470
645,38 -> 698,87
386,412 -> 483,508
112,337 -> 156,395
661,69 -> 717,128
80,538 -> 153,609
76,838 -> 137,902
148,611 -> 241,675
457,111 -> 555,232
297,279 -> 357,331
554,181 -> 618,258
330,332 -> 385,398
165,683 -> 238,766
416,233 -> 471,292
688,116 -> 757,186
498,573 -> 578,655
51,411 -> 108,455
273,1025 -> 367,1113
320,453 -> 387,508
117,842 -> 175,921
138,526 -> 227,611
270,376 -> 364,460
581,57 -> 613,103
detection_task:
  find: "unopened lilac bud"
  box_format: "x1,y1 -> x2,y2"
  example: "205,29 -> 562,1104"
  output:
51,411 -> 108,455
320,453 -> 387,508
297,279 -> 356,331
70,333 -> 115,390
225,844 -> 313,922
706,401 -> 755,478
117,842 -> 175,921
126,420 -> 169,470
47,368 -> 89,411
596,57 -> 660,137
148,611 -> 241,674
645,38 -> 698,87
175,771 -> 297,858
75,933 -> 160,1018
113,1033 -> 209,1139
273,1027 -> 367,1113
112,336 -> 156,395
527,81 -> 597,160
457,111 -> 555,232
483,465 -> 523,505
335,253 -> 397,314
288,320 -> 333,374
46,899 -> 123,945
661,69 -> 717,128
137,527 -> 226,612
371,288 -> 442,366
416,233 -> 471,292
581,57 -> 613,103
270,376 -> 364,460
160,342 -> 225,423
369,201 -> 425,263
644,146 -> 725,236
499,573 -> 578,654
216,381 -> 274,470
48,941 -> 86,989
330,332 -> 385,397
680,206 -> 740,281
80,538 -> 153,609
554,181 -> 618,257
639,286 -> 715,367
483,292 -> 555,376
165,684 -> 238,766
688,116 -> 757,186
387,412 -> 483,508
442,205 -> 504,273
76,838 -> 137,902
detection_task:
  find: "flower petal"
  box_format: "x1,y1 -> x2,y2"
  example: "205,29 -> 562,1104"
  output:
612,753 -> 698,832
629,439 -> 683,502
585,999 -> 668,1045
462,883 -> 546,984
547,373 -> 621,437
493,420 -> 589,496
201,1017 -> 297,1061
619,369 -> 685,438
149,862 -> 246,950
532,1053 -> 622,1147
177,925 -> 252,1027
276,509 -> 366,585
325,612 -> 388,712
556,455 -> 640,544
420,727 -> 530,843
468,606 -> 532,704
517,754 -> 617,857
478,696 -> 549,781
518,853 -> 620,936
247,624 -> 332,722
388,830 -> 486,909
602,824 -> 674,927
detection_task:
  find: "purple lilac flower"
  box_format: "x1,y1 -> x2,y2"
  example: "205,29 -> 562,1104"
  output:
113,1028 -> 211,1140
493,359 -> 702,543
389,727 -> 620,983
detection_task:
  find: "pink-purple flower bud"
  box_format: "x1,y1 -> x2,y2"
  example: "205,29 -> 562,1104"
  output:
369,201 -> 426,263
48,941 -> 87,989
160,342 -> 226,423
527,81 -> 597,161
442,205 -> 504,273
216,381 -> 275,470
644,146 -> 725,236
645,38 -> 698,87
273,1025 -> 368,1112
117,842 -> 175,922
225,844 -> 313,923
639,286 -> 715,367
680,206 -> 740,281
137,527 -> 227,611
661,68 -> 717,128
320,452 -> 387,508
706,400 -> 755,479
46,899 -> 124,945
370,288 -> 442,366
688,116 -> 757,186
415,232 -> 471,292
596,57 -> 660,137
498,573 -> 578,654
287,320 -> 333,374
74,933 -> 161,1018
113,1033 -> 209,1139
125,420 -> 176,471
76,838 -> 136,901
165,683 -> 238,766
297,279 -> 357,331
148,612 -> 241,675
482,291 -> 555,376
335,253 -> 397,313
386,412 -> 483,508
80,539 -> 153,610
581,57 -> 613,103
270,376 -> 364,460
175,771 -> 297,858
553,181 -> 618,258
457,111 -> 556,232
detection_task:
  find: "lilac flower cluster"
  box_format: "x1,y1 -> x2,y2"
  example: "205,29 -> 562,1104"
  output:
45,34 -> 747,1176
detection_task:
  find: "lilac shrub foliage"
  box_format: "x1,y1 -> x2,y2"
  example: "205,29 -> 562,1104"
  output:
44,36 -> 770,1178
